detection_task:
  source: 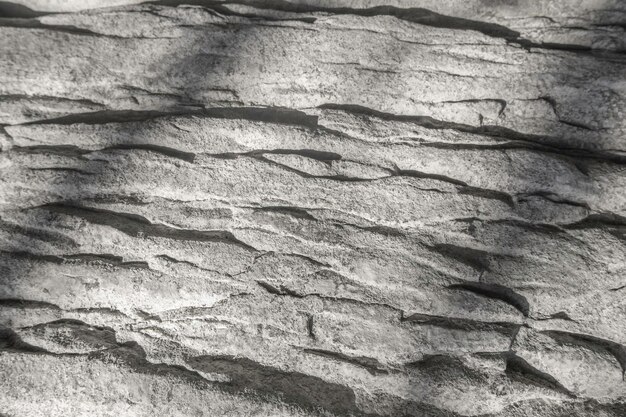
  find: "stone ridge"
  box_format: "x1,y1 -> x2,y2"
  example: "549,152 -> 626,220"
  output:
5,0 -> 626,52
0,1 -> 625,416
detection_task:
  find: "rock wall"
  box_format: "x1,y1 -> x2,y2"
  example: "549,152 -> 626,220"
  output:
1,1 -> 625,416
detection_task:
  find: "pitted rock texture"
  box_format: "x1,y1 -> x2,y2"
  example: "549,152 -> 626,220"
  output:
1,1 -> 625,416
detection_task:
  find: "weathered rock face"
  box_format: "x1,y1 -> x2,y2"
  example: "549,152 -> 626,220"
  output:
1,1 -> 625,416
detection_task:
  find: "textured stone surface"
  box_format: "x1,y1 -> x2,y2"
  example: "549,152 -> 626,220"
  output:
1,1 -> 625,416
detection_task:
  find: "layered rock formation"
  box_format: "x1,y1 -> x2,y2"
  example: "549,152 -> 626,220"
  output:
1,1 -> 625,416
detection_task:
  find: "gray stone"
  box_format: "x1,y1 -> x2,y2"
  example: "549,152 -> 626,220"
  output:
1,1 -> 625,416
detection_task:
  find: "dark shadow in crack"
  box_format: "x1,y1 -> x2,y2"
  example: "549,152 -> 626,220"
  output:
0,1 -> 43,18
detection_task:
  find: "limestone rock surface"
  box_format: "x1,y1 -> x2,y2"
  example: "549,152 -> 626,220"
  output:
1,1 -> 625,416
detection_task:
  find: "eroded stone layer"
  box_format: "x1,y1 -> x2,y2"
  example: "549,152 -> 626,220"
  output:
1,2 -> 625,416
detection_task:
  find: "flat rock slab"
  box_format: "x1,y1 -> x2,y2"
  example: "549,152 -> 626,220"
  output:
1,1 -> 625,416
